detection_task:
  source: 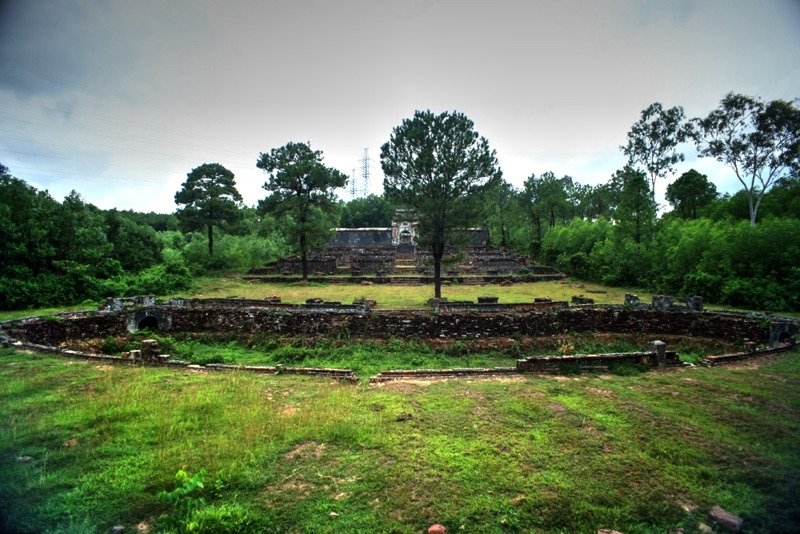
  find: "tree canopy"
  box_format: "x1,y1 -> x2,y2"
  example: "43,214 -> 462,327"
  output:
339,194 -> 394,228
381,110 -> 501,298
690,93 -> 800,224
621,102 -> 687,200
665,169 -> 718,220
609,166 -> 656,244
0,165 -> 192,309
257,142 -> 348,280
174,163 -> 243,257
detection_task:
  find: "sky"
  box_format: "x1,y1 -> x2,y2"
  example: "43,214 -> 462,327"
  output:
1,0 -> 799,214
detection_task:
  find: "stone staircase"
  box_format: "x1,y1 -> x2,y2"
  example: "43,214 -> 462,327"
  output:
393,252 -> 419,275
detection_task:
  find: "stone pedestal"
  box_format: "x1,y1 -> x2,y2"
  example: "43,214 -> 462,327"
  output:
651,340 -> 667,369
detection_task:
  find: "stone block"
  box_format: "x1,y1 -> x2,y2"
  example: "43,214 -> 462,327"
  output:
708,505 -> 743,532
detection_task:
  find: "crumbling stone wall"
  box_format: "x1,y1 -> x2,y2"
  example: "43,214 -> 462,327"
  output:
464,247 -> 531,274
329,228 -> 393,247
253,255 -> 338,275
5,306 -> 778,347
3,313 -> 127,347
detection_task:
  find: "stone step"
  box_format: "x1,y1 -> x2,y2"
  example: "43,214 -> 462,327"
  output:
390,278 -> 422,286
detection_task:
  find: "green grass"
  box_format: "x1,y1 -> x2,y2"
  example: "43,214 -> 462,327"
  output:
0,303 -> 104,322
2,346 -> 798,533
186,276 -> 652,310
70,330 -> 736,381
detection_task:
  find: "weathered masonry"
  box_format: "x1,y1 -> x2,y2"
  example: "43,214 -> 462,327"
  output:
4,303 -> 795,348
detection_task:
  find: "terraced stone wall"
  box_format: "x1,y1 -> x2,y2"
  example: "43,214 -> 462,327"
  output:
4,307 -> 778,347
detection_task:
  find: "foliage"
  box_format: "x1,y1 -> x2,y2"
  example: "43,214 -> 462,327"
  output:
174,163 -> 244,257
665,169 -> 718,219
105,209 -> 164,272
0,169 -> 196,309
485,178 -> 526,250
690,93 -> 800,224
179,231 -> 287,274
339,194 -> 395,228
256,142 -> 348,280
122,252 -> 192,295
156,469 -> 207,533
608,166 -> 657,244
621,102 -> 687,199
116,209 -> 179,232
187,503 -> 258,534
541,218 -> 613,278
543,213 -> 800,311
381,110 -> 502,298
521,172 -> 576,255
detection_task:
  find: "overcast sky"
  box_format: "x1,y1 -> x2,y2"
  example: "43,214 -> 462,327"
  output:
1,0 -> 799,213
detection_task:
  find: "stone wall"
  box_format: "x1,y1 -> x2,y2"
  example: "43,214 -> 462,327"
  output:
436,300 -> 568,312
329,228 -> 393,247
4,306 -> 781,347
254,255 -> 338,275
464,247 -> 531,274
3,313 -> 128,347
515,349 -> 680,372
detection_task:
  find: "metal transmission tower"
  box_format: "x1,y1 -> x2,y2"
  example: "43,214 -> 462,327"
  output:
358,148 -> 371,197
349,168 -> 358,200
348,148 -> 371,200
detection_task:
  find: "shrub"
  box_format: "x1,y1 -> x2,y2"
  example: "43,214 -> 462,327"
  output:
682,271 -> 724,303
188,503 -> 259,534
123,253 -> 192,296
156,469 -> 206,534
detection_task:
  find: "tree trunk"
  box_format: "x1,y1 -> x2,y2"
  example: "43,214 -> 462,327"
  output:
432,240 -> 444,300
749,191 -> 762,225
207,223 -> 214,257
300,233 -> 309,281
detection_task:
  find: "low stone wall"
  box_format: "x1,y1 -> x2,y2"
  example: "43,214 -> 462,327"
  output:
241,274 -> 567,285
168,297 -> 369,313
2,313 -> 129,346
3,306 -> 785,348
250,256 -> 338,275
370,367 -> 518,383
703,339 -> 797,365
5,339 -> 359,382
515,349 -> 680,373
437,300 -> 568,312
4,328 -> 796,384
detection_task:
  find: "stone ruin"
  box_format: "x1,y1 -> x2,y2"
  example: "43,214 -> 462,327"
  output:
2,293 -> 797,382
256,244 -> 539,278
122,339 -> 170,364
625,293 -> 704,312
101,295 -> 157,311
248,210 -> 556,279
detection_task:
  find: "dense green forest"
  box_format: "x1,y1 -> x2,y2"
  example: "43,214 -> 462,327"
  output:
484,171 -> 800,312
1,93 -> 798,312
3,161 -> 799,312
0,164 -> 287,309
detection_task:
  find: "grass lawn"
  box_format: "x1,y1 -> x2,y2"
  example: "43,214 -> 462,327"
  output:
1,346 -> 799,533
186,276 -> 651,310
